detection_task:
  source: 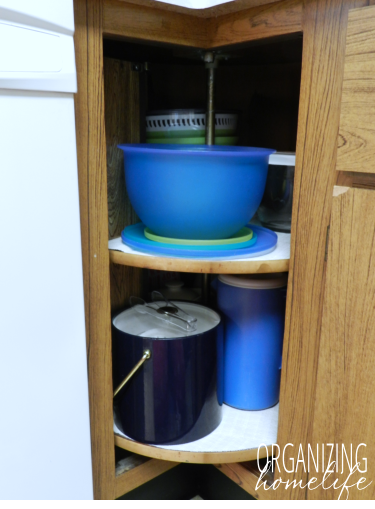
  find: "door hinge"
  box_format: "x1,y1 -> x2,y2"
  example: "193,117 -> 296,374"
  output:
325,225 -> 330,261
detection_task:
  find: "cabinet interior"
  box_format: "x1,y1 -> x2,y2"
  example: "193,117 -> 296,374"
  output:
103,35 -> 302,469
103,33 -> 302,313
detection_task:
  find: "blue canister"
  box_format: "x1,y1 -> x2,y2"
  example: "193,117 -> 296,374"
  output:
216,273 -> 288,410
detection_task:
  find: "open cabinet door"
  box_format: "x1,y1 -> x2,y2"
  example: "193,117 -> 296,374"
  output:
309,4 -> 375,500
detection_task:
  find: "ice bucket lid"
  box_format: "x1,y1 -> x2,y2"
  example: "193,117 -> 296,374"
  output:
113,301 -> 220,339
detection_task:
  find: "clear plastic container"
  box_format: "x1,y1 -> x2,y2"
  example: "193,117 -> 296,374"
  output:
257,152 -> 295,233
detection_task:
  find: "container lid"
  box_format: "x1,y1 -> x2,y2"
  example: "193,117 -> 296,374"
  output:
144,225 -> 253,246
218,273 -> 288,289
113,301 -> 220,339
269,152 -> 296,166
118,143 -> 275,158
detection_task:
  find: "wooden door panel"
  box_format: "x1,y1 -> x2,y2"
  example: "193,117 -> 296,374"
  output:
337,5 -> 375,173
308,186 -> 375,499
276,0 -> 368,499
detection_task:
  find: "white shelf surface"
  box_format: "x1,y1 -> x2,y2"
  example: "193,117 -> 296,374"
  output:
114,403 -> 278,453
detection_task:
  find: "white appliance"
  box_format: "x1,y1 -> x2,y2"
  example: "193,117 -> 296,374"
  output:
0,0 -> 93,500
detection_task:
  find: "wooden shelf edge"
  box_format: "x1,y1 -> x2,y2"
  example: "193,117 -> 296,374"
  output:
109,249 -> 289,274
115,456 -> 179,498
114,434 -> 271,464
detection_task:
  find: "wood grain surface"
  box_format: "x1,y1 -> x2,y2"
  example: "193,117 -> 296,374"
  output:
104,58 -> 140,240
115,458 -> 179,498
74,0 -> 116,500
276,0 -> 369,500
104,57 -> 143,312
103,0 -> 207,47
208,0 -> 302,48
336,170 -> 375,190
103,0 -> 302,49
308,187 -> 375,499
337,5 -> 375,173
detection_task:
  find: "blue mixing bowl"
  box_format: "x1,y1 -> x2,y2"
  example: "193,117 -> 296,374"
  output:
118,144 -> 275,240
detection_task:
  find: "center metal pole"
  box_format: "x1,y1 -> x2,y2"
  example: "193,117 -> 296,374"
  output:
206,66 -> 215,145
202,52 -> 219,305
204,51 -> 217,146
204,51 -> 230,144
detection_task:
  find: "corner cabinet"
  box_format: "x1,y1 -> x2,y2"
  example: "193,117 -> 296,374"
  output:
73,0 -> 375,500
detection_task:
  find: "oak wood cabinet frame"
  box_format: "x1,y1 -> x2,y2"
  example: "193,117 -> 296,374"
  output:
73,0 -> 375,499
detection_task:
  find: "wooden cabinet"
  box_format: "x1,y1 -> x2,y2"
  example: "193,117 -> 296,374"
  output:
308,5 -> 375,500
73,0 -> 375,500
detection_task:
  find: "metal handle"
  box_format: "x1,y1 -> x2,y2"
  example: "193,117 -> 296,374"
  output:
113,349 -> 151,398
130,294 -> 197,332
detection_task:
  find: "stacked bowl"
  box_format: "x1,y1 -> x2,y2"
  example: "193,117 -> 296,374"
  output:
118,144 -> 278,258
146,109 -> 239,145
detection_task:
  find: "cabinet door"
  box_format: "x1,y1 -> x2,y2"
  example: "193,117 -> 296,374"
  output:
336,4 -> 375,175
309,186 -> 375,499
308,4 -> 375,500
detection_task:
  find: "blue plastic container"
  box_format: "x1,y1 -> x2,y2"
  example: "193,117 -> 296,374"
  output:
216,273 -> 287,410
118,144 -> 275,240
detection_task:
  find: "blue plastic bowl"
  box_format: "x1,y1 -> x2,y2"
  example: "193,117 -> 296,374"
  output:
118,144 -> 276,240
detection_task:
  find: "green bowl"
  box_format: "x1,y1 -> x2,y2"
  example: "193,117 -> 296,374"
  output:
144,226 -> 253,246
146,135 -> 239,145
